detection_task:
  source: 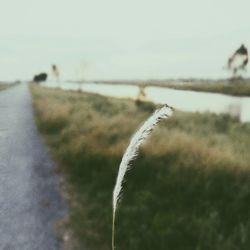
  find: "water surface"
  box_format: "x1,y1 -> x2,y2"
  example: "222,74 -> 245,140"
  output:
41,82 -> 250,123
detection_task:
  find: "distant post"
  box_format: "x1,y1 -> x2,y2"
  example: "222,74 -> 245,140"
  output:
52,64 -> 60,85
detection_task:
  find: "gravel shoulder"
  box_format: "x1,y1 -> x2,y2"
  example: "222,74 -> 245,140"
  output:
0,83 -> 65,250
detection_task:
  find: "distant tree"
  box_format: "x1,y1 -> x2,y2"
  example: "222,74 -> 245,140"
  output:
75,60 -> 88,81
33,73 -> 47,83
74,60 -> 89,91
227,44 -> 248,79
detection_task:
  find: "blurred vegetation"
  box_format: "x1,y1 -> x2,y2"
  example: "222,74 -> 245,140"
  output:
31,85 -> 250,250
162,79 -> 250,96
0,83 -> 18,91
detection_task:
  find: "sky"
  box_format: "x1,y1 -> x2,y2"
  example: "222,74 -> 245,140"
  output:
0,0 -> 250,81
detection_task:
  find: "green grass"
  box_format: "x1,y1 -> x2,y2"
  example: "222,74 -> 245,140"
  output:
31,85 -> 250,250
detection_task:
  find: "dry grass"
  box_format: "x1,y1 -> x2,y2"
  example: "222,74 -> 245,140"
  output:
31,85 -> 250,250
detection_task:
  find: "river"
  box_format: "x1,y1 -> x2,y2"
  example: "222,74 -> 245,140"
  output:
41,82 -> 250,123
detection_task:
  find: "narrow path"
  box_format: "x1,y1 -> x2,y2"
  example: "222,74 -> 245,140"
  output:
0,83 -> 65,250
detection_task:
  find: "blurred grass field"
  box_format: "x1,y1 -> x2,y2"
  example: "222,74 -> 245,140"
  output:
31,85 -> 250,250
161,79 -> 250,96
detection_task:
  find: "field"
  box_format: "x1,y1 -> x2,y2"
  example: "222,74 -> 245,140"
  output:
31,85 -> 250,250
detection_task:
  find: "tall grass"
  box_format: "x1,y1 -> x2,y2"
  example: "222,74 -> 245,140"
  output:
31,85 -> 250,250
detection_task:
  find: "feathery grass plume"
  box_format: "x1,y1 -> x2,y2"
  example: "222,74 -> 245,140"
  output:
112,104 -> 173,250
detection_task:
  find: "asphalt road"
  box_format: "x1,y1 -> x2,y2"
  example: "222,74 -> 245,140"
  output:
0,84 -> 65,250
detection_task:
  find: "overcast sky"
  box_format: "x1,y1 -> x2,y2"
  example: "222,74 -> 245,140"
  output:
0,0 -> 249,81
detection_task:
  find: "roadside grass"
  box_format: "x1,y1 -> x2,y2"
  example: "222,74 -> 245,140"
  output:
31,85 -> 250,250
161,79 -> 250,97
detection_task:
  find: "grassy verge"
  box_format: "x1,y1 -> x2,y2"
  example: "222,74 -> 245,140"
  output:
31,85 -> 250,250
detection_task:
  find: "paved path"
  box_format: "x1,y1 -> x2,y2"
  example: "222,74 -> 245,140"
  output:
0,84 -> 65,250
